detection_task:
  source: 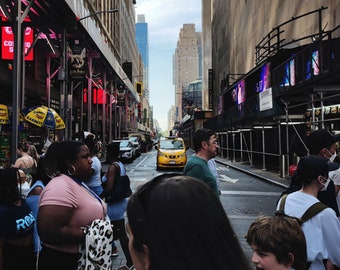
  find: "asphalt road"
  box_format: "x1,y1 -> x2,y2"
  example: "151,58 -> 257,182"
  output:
102,149 -> 286,268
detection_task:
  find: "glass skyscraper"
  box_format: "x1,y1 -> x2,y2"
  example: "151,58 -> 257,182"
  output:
136,14 -> 149,99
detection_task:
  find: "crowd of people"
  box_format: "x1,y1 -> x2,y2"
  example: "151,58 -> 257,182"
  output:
1,128 -> 340,270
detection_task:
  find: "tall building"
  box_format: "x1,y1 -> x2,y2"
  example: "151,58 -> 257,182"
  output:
135,14 -> 153,132
202,0 -> 212,111
168,105 -> 177,132
136,14 -> 149,100
173,24 -> 202,122
203,0 -> 340,175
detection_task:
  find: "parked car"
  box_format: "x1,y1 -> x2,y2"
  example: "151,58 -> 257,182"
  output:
118,139 -> 136,162
129,136 -> 141,157
106,140 -> 135,163
156,136 -> 187,170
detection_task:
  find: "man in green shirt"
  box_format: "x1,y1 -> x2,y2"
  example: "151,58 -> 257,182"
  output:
183,128 -> 219,196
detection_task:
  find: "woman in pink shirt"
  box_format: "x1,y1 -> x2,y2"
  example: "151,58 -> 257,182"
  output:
37,141 -> 108,270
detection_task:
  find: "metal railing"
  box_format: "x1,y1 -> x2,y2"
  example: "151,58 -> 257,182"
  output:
255,6 -> 328,65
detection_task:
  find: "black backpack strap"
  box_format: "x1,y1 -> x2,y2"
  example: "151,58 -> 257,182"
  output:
300,202 -> 328,223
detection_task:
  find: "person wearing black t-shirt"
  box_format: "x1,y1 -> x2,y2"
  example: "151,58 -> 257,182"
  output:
0,167 -> 35,270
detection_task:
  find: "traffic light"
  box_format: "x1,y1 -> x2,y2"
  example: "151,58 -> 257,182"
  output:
136,82 -> 143,96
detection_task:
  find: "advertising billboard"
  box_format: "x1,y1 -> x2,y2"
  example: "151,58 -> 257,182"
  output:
1,26 -> 34,61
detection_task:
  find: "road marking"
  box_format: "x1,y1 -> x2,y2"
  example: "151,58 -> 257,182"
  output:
217,167 -> 230,172
220,174 -> 239,183
221,191 -> 281,196
134,156 -> 148,167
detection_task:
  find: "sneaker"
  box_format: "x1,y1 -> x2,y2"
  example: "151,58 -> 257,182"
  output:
111,247 -> 119,257
115,265 -> 134,270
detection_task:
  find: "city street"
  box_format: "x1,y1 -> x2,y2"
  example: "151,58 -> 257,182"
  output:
103,148 -> 286,267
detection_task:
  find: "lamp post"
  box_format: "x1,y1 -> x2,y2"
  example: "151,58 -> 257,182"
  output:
11,0 -> 23,162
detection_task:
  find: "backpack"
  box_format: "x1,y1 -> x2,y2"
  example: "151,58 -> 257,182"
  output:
276,195 -> 331,269
103,162 -> 132,203
276,194 -> 328,224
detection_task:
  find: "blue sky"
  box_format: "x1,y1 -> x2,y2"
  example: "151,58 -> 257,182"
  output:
135,0 -> 202,131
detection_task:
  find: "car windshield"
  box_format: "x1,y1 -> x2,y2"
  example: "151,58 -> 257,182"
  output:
120,141 -> 130,147
160,140 -> 184,149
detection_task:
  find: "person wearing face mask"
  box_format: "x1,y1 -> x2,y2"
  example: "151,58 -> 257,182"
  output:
276,155 -> 340,270
282,129 -> 340,217
306,129 -> 340,217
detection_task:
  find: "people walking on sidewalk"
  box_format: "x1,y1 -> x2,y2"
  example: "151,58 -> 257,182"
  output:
283,129 -> 340,216
276,155 -> 340,270
183,128 -> 219,197
13,141 -> 36,184
84,136 -> 104,196
101,141 -> 134,270
26,155 -> 52,261
126,174 -> 252,270
37,141 -> 109,270
307,129 -> 340,215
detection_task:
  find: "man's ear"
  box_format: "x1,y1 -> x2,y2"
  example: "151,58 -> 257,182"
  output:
286,252 -> 294,268
316,175 -> 326,185
201,140 -> 208,150
142,244 -> 151,270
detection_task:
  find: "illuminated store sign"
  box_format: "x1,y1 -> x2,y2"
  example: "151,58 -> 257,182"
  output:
1,26 -> 34,61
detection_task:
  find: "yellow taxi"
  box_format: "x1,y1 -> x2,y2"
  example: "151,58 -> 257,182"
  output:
156,136 -> 187,170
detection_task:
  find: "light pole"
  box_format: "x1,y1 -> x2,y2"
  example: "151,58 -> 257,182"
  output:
11,0 -> 23,162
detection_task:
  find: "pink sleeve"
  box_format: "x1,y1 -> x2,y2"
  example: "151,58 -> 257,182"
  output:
39,175 -> 79,207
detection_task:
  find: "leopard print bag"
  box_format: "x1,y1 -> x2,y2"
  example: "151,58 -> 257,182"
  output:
78,215 -> 113,270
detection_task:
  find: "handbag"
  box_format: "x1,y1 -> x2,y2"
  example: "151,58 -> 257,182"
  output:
105,162 -> 132,203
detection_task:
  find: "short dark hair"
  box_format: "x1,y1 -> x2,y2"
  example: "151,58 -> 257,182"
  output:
246,215 -> 307,270
307,129 -> 338,155
295,155 -> 329,186
192,128 -> 216,152
127,174 -> 252,270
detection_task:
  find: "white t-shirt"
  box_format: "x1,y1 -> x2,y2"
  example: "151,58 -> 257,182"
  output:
87,156 -> 102,188
277,191 -> 340,270
329,168 -> 340,214
208,158 -> 219,187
